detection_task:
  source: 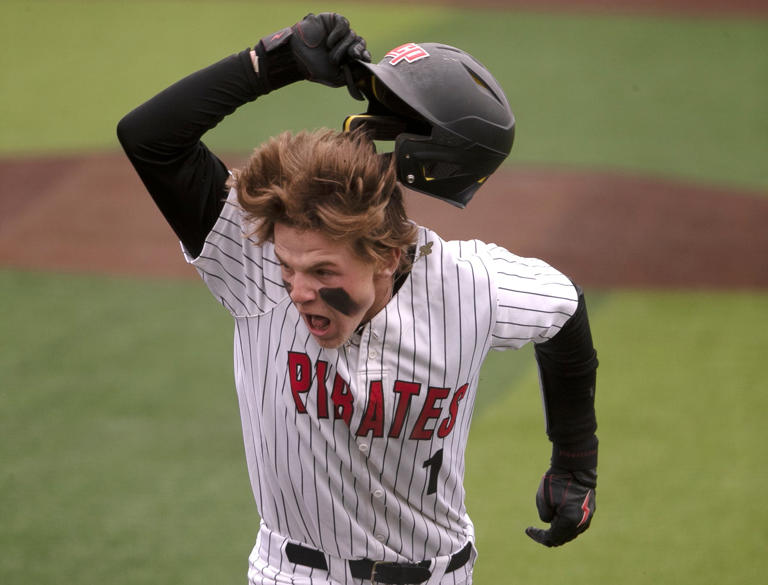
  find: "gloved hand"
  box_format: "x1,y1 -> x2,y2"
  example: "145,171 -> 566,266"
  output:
525,467 -> 596,547
258,13 -> 370,92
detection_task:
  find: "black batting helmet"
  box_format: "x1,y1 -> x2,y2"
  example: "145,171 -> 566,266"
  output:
344,42 -> 515,207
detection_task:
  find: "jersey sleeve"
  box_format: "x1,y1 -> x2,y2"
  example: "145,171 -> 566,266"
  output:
485,244 -> 598,468
487,244 -> 578,350
184,187 -> 288,318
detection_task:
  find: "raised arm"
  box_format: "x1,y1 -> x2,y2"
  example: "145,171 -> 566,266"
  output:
116,13 -> 370,257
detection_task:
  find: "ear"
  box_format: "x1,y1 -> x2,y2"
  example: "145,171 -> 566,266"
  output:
376,248 -> 401,278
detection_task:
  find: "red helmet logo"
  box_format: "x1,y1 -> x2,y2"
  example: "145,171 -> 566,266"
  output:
385,43 -> 430,66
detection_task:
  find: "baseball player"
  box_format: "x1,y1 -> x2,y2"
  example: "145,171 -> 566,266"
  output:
118,13 -> 599,585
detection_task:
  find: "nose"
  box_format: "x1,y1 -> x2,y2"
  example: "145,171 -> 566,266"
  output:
288,272 -> 317,305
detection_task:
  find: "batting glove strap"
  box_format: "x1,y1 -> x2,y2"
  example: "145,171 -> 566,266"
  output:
525,467 -> 597,548
254,29 -> 304,92
256,13 -> 370,92
551,434 -> 598,470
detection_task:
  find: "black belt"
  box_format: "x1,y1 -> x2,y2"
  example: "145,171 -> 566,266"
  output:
285,541 -> 472,584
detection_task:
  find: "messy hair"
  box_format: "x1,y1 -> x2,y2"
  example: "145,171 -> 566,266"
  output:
231,128 -> 417,272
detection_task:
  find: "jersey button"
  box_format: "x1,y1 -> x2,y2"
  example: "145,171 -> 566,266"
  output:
373,489 -> 384,499
358,442 -> 369,453
375,533 -> 386,542
368,349 -> 378,359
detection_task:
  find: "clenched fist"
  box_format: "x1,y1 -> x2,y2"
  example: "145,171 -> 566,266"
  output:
525,467 -> 597,547
258,13 -> 370,90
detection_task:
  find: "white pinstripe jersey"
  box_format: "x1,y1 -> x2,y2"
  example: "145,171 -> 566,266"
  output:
185,188 -> 578,567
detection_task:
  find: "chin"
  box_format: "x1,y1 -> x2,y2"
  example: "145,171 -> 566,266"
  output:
310,326 -> 344,349
315,335 -> 347,349
314,325 -> 358,349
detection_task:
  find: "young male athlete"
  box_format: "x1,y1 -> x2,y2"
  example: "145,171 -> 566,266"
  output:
118,13 -> 599,585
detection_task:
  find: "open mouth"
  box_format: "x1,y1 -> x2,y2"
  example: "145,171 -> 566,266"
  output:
305,314 -> 331,335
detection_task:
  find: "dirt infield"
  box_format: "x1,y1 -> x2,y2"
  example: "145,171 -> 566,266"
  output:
1,1 -> 766,289
1,153 -> 766,289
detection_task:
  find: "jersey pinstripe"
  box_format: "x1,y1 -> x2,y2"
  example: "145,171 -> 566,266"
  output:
185,188 -> 578,576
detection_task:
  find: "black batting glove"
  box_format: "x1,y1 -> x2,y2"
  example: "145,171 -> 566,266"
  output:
257,13 -> 370,92
525,467 -> 597,547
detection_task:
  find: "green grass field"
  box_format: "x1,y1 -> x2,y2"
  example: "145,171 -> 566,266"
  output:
2,1 -> 767,584
3,0 -> 767,189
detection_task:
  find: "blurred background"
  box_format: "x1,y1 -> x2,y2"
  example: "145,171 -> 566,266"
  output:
1,1 -> 767,584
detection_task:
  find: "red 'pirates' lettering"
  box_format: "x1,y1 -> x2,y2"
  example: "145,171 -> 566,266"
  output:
316,359 -> 329,419
331,373 -> 353,426
410,386 -> 451,440
287,355 -> 470,441
389,380 -> 421,438
287,351 -> 311,413
357,380 -> 385,437
438,383 -> 469,438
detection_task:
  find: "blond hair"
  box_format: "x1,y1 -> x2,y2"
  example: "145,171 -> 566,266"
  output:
232,128 -> 417,272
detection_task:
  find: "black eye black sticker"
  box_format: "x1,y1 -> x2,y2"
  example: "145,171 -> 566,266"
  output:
319,287 -> 359,316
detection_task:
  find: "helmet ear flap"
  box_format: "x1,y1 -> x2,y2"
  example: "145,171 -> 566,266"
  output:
394,134 -> 503,208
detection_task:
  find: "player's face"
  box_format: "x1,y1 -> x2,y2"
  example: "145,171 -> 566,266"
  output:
274,223 -> 400,349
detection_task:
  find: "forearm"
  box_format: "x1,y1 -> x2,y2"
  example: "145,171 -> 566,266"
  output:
534,285 -> 599,470
116,49 -> 266,257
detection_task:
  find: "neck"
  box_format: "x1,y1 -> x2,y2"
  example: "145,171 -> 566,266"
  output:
359,275 -> 395,329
